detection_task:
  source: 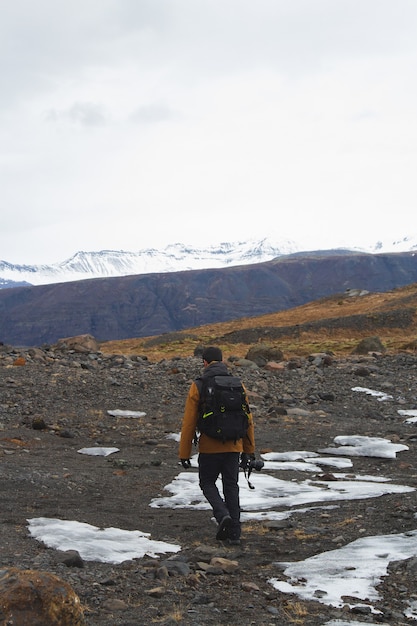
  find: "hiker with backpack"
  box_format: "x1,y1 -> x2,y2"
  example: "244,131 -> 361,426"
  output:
178,346 -> 256,545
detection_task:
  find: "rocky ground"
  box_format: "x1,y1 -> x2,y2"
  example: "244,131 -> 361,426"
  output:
1,341 -> 417,625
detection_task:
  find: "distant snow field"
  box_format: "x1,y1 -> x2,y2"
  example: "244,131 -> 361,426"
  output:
2,234 -> 417,286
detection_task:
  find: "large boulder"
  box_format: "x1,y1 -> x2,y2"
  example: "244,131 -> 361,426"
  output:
245,344 -> 284,367
55,333 -> 99,353
352,336 -> 386,355
0,567 -> 85,626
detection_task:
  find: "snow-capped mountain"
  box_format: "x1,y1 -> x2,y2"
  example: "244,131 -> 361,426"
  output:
1,235 -> 417,287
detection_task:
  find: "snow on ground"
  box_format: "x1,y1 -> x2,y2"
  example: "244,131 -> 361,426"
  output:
399,409 -> 417,424
150,432 -> 416,618
27,518 -> 180,563
27,389 -> 417,621
77,447 -> 120,456
318,435 -> 409,458
150,467 -> 412,512
269,530 -> 417,610
106,409 -> 146,418
351,386 -> 394,402
324,621 -> 391,626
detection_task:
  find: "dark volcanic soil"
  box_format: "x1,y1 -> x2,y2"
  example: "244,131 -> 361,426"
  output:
1,345 -> 417,625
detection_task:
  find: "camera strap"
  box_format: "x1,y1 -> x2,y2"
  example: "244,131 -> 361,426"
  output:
243,466 -> 256,490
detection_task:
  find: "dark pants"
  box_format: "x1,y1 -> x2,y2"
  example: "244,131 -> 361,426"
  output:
198,452 -> 241,539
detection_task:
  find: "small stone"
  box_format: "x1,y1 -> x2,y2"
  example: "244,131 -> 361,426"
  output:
102,598 -> 129,611
210,557 -> 239,573
241,581 -> 260,592
156,566 -> 169,580
32,417 -> 47,430
146,586 -> 166,597
13,357 -> 26,366
59,550 -> 84,568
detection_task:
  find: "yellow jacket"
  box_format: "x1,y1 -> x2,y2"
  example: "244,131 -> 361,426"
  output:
178,363 -> 256,459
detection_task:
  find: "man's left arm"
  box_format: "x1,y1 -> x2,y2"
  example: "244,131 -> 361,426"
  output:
178,382 -> 200,460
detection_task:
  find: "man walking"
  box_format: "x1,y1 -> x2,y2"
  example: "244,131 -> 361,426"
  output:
179,346 -> 256,545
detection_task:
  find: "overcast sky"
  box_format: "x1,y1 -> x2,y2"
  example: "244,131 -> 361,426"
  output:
1,1 -> 416,264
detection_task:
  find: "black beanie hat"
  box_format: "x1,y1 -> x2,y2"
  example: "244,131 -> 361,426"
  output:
202,346 -> 223,363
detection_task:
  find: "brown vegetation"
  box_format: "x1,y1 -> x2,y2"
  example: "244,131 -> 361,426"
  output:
100,283 -> 417,361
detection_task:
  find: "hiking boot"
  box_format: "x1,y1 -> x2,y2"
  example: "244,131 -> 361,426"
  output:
216,515 -> 232,540
226,537 -> 241,546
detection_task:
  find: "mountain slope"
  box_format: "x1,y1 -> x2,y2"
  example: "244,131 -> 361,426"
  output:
1,250 -> 417,347
101,281 -> 417,360
1,233 -> 417,287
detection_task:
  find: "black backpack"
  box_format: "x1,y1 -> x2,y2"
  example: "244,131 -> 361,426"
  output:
197,374 -> 250,442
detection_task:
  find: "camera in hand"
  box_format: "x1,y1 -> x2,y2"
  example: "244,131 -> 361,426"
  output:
248,458 -> 264,472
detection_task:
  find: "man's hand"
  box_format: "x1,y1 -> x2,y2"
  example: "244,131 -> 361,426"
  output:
239,453 -> 249,469
240,453 -> 255,470
181,459 -> 191,469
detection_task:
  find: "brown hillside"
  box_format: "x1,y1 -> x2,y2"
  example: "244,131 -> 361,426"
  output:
100,283 -> 417,361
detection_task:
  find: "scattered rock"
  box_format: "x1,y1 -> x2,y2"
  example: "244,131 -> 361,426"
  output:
1,348 -> 417,625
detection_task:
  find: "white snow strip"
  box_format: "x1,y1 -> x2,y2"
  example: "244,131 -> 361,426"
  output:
262,460 -> 324,472
262,451 -> 320,461
398,409 -> 417,424
319,435 -> 408,458
405,599 -> 417,620
352,386 -> 393,401
150,471 -> 413,512
107,409 -> 146,418
166,432 -> 181,442
263,457 -> 353,472
241,505 -> 338,522
27,518 -> 180,564
323,619 -> 390,626
78,447 -> 119,456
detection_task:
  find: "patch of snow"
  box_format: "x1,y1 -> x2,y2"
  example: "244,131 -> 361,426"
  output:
319,435 -> 408,459
150,469 -> 413,512
269,530 -> 417,610
77,447 -> 119,456
27,518 -> 180,564
107,409 -> 146,418
398,409 -> 417,424
352,386 -> 394,402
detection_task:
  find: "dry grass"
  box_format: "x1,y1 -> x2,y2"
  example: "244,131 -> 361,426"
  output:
281,600 -> 309,624
152,604 -> 187,623
335,517 -> 358,528
291,529 -> 319,541
242,521 -> 270,536
100,283 -> 417,361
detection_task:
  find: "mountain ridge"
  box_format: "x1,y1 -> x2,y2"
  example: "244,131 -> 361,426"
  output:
1,234 -> 417,287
